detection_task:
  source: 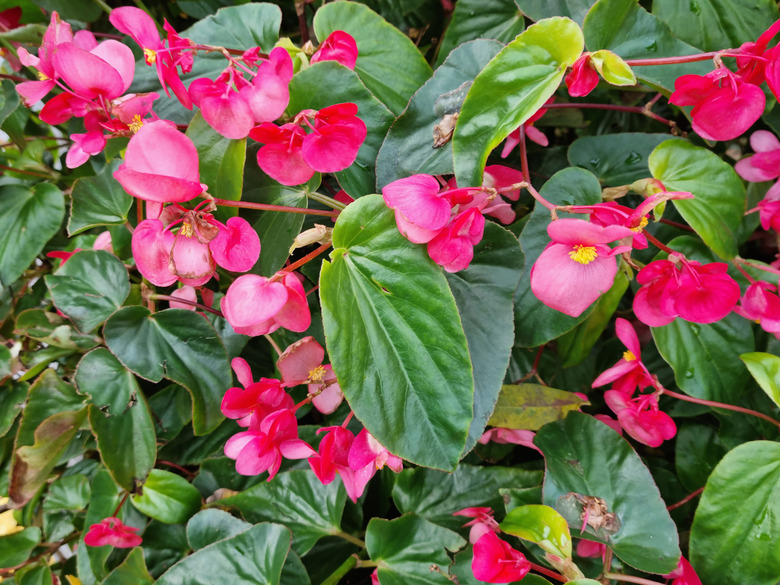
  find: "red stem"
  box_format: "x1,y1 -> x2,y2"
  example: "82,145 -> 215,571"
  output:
518,125 -> 531,184
658,218 -> 694,231
624,52 -> 718,66
732,261 -> 756,284
274,242 -> 332,280
666,486 -> 705,511
544,103 -> 675,127
111,491 -> 130,517
0,164 -> 53,178
644,231 -> 676,254
528,562 -> 566,582
150,294 -> 224,317
662,388 -> 780,429
157,460 -> 196,479
212,198 -> 339,217
736,258 -> 780,278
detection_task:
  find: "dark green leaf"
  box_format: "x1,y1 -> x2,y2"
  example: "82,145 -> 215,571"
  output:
156,522 -> 291,585
453,17 -> 583,186
187,509 -> 249,550
690,441 -> 780,585
367,514 -> 466,585
313,1 -> 433,115
0,80 -> 20,128
30,0 -> 100,21
0,183 -> 64,290
515,0 -> 596,24
147,385 -> 192,442
741,352 -> 780,408
0,382 -> 27,438
46,251 -> 130,333
535,412 -> 680,573
68,160 -> 133,235
131,469 -> 202,524
320,195 -> 473,470
104,307 -> 231,435
446,222 -> 524,454
376,39 -> 503,189
221,469 -> 346,555
287,61 -> 394,197
435,0 -> 523,66
43,474 -> 90,511
0,527 -> 40,568
488,384 -> 587,430
515,168 -> 603,347
652,313 -> 754,403
102,547 -> 154,585
15,309 -> 101,351
18,565 -> 51,585
674,423 -> 726,491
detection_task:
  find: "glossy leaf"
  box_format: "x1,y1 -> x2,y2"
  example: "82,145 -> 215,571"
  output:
516,0 -> 596,24
102,548 -> 154,585
535,412 -> 680,574
376,39 -> 503,189
287,61 -> 394,197
44,474 -> 90,511
652,313 -> 754,403
313,1 -> 433,115
156,522 -> 290,585
649,140 -> 745,259
453,17 -> 583,186
435,0 -> 523,66
367,514 -> 466,585
0,183 -> 64,290
0,527 -> 41,568
68,160 -> 132,235
446,222 -> 524,454
741,352 -> 780,408
320,195 -> 473,470
690,441 -> 780,585
0,79 -> 20,128
131,469 -> 202,524
501,504 -> 572,558
46,250 -> 130,333
567,133 -> 678,185
675,423 -> 726,491
15,309 -> 101,351
515,168 -> 603,347
393,464 -> 543,530
0,381 -> 27,438
583,0 -> 711,92
590,49 -> 636,85
104,306 -> 231,435
221,470 -> 346,555
488,384 -> 588,430
187,509 -> 249,550
652,0 -> 778,53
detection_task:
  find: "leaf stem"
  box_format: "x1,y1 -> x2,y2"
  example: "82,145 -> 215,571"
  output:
320,554 -> 358,585
544,102 -> 676,128
528,562 -> 566,582
604,573 -> 664,585
334,531 -> 366,548
307,190 -> 347,210
211,198 -> 339,217
274,242 -> 333,280
265,334 -> 283,357
666,486 -> 705,511
157,460 -> 196,479
662,388 -> 780,429
643,231 -> 676,255
624,52 -> 718,66
90,0 -> 113,14
111,491 -> 130,517
149,294 -> 224,317
735,257 -> 780,279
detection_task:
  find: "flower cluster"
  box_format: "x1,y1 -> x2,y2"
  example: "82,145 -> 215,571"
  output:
84,517 -> 142,548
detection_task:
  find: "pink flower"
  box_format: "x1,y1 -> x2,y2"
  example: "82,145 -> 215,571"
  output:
276,337 -> 344,414
663,556 -> 702,585
224,409 -> 314,479
16,12 -> 73,106
308,426 -> 370,502
114,121 -> 207,203
52,39 -> 135,101
477,428 -> 542,454
565,53 -> 599,97
221,358 -> 293,427
453,507 -> 500,544
131,219 -> 177,287
501,97 -> 554,154
84,517 -> 142,548
169,285 -> 198,311
592,318 -> 655,394
735,281 -> 780,334
530,219 -> 633,317
604,390 -> 676,447
221,272 -> 311,336
576,539 -> 607,559
736,19 -> 780,85
310,31 -> 358,70
472,531 -> 531,584
758,188 -> 780,231
735,130 -> 780,183
347,429 -> 402,497
382,174 -> 457,244
427,207 -> 485,273
669,67 -> 765,141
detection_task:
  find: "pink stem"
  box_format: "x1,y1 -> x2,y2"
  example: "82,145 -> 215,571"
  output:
662,388 -> 780,429
212,198 -> 339,217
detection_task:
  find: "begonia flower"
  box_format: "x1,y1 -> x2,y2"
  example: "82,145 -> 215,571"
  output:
735,130 -> 780,183
592,318 -> 655,394
310,30 -> 358,69
347,429 -> 403,496
52,39 -> 135,101
277,337 -> 344,414
453,507 -> 500,544
576,539 -> 607,559
735,281 -> 780,334
663,556 -> 703,585
604,390 -> 676,447
758,188 -> 780,232
169,286 -> 198,311
132,219 -> 178,287
478,428 -> 540,452
221,358 -> 293,427
737,19 -> 780,85
472,530 -> 531,584
427,207 -> 485,273
84,517 -> 142,548
501,97 -> 554,155
565,53 -> 599,97
16,12 -> 73,106
309,426 -> 367,502
382,174 -> 457,243
530,219 -> 633,317
224,409 -> 314,479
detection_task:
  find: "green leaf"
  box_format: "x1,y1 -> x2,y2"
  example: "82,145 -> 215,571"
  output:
287,61 -> 394,197
435,0 -> 524,66
15,309 -> 101,351
393,464 -> 542,531
313,1 -> 433,115
187,509 -> 249,550
130,4 -> 282,124
104,306 -> 231,435
221,469 -> 346,555
653,0 -> 778,53
446,222 -> 524,454
675,423 -> 726,491
0,183 -> 64,290
515,0 -> 596,24
741,352 -> 780,408
649,140 -> 745,259
567,133 -> 679,187
156,523 -> 291,585
102,548 -> 154,585
46,251 -> 130,333
488,384 -> 588,430
320,195 -> 473,470
376,39 -> 503,189
501,504 -> 572,558
131,469 -> 202,524
514,168 -> 603,347
453,17 -> 583,186
0,382 -> 27,438
583,0 -> 712,92
68,160 -> 133,235
690,441 -> 780,585
0,80 -> 21,128
44,474 -> 90,511
18,565 -> 52,585
30,0 -> 101,21
652,313 -> 754,403
367,514 -> 466,585
590,49 -> 636,86
535,412 -> 680,574
186,112 -> 245,220
0,527 -> 40,568
78,469 -> 123,584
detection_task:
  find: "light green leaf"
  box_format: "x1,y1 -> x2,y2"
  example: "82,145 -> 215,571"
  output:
741,352 -> 780,408
102,548 -> 154,585
501,504 -> 572,558
131,469 -> 202,524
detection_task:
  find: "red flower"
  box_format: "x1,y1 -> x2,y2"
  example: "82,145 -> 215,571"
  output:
604,391 -> 676,447
592,318 -> 655,395
472,531 -> 531,584
84,517 -> 142,548
311,31 -> 358,70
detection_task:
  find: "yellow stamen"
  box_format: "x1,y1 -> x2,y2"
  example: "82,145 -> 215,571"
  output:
37,70 -> 50,81
308,364 -> 326,383
623,350 -> 637,361
65,577 -> 83,585
569,245 -> 598,265
180,222 -> 194,238
631,216 -> 649,233
143,48 -> 157,65
128,114 -> 144,133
